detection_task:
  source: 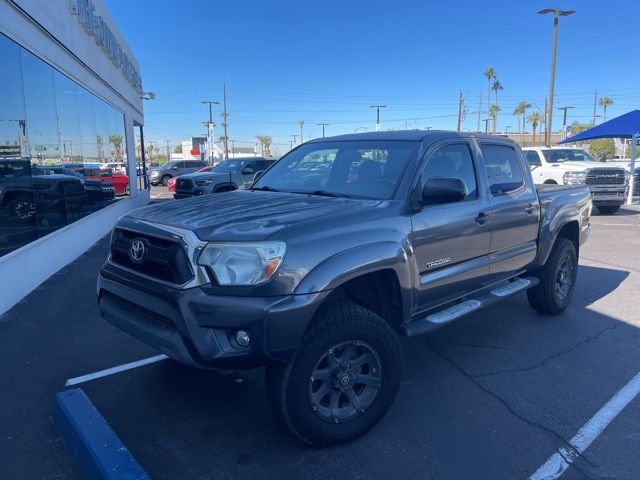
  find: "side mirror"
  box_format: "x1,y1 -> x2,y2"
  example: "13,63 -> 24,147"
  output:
420,177 -> 467,205
242,167 -> 255,175
253,170 -> 264,181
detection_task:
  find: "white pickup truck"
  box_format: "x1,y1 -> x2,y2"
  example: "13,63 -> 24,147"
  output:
523,146 -> 628,214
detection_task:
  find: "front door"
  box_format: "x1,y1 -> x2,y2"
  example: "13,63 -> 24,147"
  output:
410,140 -> 492,312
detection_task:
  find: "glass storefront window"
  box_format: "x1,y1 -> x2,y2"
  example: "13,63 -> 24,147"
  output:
0,32 -> 130,258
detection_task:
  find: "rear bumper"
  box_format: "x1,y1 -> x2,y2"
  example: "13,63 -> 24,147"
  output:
97,263 -> 328,369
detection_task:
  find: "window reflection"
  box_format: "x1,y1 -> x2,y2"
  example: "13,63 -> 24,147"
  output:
0,32 -> 130,258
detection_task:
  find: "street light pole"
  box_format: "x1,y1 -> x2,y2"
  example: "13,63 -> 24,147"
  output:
539,8 -> 575,147
317,123 -> 329,137
370,105 -> 386,132
558,105 -> 574,139
201,100 -> 219,165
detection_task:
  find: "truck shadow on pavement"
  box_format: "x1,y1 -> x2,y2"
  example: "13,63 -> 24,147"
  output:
79,263 -> 640,480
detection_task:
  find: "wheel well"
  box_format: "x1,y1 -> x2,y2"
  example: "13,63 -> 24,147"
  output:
213,183 -> 237,193
556,221 -> 579,254
321,270 -> 403,330
543,179 -> 558,184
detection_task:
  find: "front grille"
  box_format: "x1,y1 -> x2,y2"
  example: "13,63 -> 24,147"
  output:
585,168 -> 626,186
176,178 -> 194,192
110,228 -> 194,284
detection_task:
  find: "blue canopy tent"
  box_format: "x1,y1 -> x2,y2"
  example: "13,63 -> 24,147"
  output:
559,109 -> 640,205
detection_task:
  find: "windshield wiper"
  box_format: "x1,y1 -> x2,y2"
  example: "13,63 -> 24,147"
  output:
250,185 -> 281,192
302,190 -> 352,198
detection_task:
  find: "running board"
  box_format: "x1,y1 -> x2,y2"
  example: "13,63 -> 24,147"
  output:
400,276 -> 539,337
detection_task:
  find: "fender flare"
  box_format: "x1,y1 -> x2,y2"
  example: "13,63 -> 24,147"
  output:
294,241 -> 413,318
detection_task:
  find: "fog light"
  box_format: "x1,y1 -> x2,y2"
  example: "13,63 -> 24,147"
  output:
235,330 -> 250,348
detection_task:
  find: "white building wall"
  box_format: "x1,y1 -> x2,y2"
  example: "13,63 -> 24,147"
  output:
0,0 -> 149,314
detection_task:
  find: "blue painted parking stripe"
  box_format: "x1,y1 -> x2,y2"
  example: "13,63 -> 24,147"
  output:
54,388 -> 149,480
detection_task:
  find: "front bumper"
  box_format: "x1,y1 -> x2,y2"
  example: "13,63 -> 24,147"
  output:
588,186 -> 627,205
97,263 -> 328,369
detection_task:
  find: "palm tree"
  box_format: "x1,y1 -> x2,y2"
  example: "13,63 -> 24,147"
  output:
255,135 -> 272,157
527,112 -> 543,145
488,105 -> 501,134
513,100 -> 532,144
599,97 -> 614,122
298,120 -> 304,143
484,67 -> 496,114
491,80 -> 503,130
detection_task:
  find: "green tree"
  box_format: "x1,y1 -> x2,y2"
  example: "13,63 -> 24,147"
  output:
108,134 -> 123,161
255,135 -> 272,157
513,100 -> 532,143
589,139 -> 615,159
527,112 -> 543,145
489,105 -> 501,134
173,144 -> 183,154
484,67 -> 496,118
599,97 -> 614,122
491,80 -> 503,129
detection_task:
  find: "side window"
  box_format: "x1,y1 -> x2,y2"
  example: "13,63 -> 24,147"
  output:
481,144 -> 524,195
257,160 -> 272,171
244,161 -> 257,172
526,150 -> 542,166
422,143 -> 478,199
174,162 -> 186,169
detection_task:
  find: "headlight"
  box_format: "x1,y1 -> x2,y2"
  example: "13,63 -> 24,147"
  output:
195,179 -> 213,186
197,242 -> 286,286
563,171 -> 587,185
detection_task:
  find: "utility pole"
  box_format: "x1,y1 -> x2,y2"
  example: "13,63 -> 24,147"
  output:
477,95 -> 482,132
221,82 -> 229,160
317,123 -> 329,137
544,97 -> 548,142
592,88 -> 598,126
482,119 -> 490,133
558,106 -> 574,139
291,134 -> 298,146
456,90 -> 464,131
166,140 -> 171,163
370,105 -> 386,131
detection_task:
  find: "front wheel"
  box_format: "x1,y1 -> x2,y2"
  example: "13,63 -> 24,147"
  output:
265,302 -> 402,447
527,238 -> 577,315
595,205 -> 620,215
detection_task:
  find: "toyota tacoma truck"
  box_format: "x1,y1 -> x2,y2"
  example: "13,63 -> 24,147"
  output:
174,157 -> 275,199
523,146 -> 627,214
98,131 -> 591,446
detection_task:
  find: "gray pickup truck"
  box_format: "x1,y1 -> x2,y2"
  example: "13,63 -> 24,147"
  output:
98,131 -> 591,446
174,157 -> 275,199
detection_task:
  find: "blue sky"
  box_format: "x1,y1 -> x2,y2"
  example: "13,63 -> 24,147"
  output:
106,0 -> 639,155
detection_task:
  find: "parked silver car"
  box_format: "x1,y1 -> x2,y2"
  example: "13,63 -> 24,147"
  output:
148,160 -> 208,186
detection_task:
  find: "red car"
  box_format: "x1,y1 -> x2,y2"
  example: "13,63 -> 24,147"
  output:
168,166 -> 213,193
86,167 -> 129,196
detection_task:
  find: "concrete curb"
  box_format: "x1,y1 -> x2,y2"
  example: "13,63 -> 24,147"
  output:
54,388 -> 149,480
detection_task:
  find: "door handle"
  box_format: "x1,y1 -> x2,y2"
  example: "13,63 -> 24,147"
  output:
524,203 -> 536,214
474,212 -> 488,225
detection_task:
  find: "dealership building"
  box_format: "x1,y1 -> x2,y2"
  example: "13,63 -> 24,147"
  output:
0,0 -> 149,313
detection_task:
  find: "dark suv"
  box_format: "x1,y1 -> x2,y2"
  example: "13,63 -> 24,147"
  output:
148,160 -> 208,186
174,157 -> 274,199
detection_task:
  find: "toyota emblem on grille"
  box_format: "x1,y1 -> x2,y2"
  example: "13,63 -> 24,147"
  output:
129,239 -> 146,263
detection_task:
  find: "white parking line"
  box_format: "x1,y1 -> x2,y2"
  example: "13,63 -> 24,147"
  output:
65,355 -> 168,386
529,371 -> 640,480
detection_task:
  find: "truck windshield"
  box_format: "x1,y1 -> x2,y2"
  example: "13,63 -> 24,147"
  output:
542,149 -> 596,163
213,160 -> 243,173
253,140 -> 418,199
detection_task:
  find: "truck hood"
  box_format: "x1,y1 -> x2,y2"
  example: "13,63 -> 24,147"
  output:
126,189 -> 380,241
178,171 -> 230,182
547,161 -> 626,171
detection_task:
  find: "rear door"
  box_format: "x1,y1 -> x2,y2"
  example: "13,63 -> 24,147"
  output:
478,142 -> 540,277
410,140 -> 492,311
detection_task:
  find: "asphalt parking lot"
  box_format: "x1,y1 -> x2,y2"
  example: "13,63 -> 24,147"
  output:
1,205 -> 640,479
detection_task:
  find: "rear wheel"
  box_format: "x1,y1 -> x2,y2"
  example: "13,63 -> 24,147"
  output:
527,238 -> 577,315
265,302 -> 402,447
7,196 -> 36,223
595,205 -> 620,215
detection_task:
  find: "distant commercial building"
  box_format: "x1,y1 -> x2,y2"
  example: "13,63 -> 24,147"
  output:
0,0 -> 149,313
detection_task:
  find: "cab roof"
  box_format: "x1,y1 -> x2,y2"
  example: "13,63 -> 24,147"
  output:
305,130 -> 514,144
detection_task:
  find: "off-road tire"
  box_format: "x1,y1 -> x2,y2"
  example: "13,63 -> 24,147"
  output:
595,205 -> 620,215
7,196 -> 36,223
527,238 -> 577,315
265,302 -> 402,447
